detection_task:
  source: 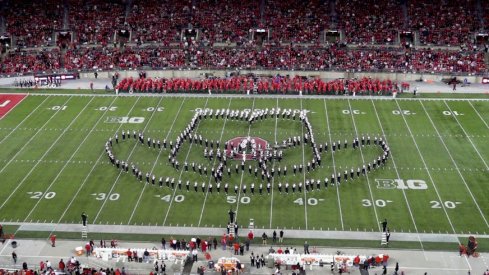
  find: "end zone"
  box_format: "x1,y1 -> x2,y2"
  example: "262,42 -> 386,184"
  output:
0,94 -> 28,120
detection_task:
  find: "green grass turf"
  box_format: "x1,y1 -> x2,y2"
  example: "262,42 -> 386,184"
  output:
0,94 -> 488,237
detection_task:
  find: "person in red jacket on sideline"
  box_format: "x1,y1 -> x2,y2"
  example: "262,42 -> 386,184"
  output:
50,234 -> 56,247
58,259 -> 65,271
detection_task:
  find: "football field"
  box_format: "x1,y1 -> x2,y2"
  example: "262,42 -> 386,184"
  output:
0,93 -> 488,236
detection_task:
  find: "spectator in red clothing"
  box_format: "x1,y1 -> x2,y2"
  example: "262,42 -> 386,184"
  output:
248,230 -> 254,241
58,259 -> 65,272
50,234 -> 56,247
85,243 -> 91,257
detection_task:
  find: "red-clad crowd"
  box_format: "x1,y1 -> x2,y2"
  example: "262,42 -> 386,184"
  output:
3,0 -> 63,48
408,0 -> 479,46
336,0 -> 403,45
115,76 -> 402,96
1,0 -> 487,48
1,44 -> 485,75
63,46 -> 186,71
68,0 -> 126,45
262,0 -> 329,44
0,49 -> 61,74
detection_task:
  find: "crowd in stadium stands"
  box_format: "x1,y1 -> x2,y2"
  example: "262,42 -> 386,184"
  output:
115,75 -> 402,96
126,0 -> 189,45
0,44 -> 485,75
63,46 -> 186,71
0,49 -> 61,74
262,0 -> 329,44
68,0 -> 126,45
0,0 -> 488,75
407,0 -> 479,46
3,1 -> 63,48
336,0 -> 404,45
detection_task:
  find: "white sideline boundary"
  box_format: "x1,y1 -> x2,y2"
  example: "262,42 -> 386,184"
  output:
21,92 -> 489,101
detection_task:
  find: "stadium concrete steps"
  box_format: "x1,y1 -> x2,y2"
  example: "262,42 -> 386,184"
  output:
1,222 -> 473,243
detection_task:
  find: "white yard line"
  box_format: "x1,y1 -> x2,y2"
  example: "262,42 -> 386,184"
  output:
0,96 -> 72,175
22,96 -> 98,221
323,99 -> 344,230
394,100 -> 458,234
370,99 -> 424,250
158,98 -> 210,225
0,96 -> 50,145
443,100 -> 489,170
269,98 -> 279,228
92,96 -> 175,223
128,97 -> 188,224
299,98 -> 308,230
0,96 -> 73,210
468,101 -> 489,130
52,97 -> 142,228
197,98 -> 233,227
420,101 -> 489,227
234,98 -> 256,222
346,99 -> 381,231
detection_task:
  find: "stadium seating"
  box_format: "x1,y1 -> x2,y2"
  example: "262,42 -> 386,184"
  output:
407,0 -> 479,46
0,49 -> 61,74
336,0 -> 403,44
3,1 -> 63,48
68,0 -> 126,45
0,0 -> 487,75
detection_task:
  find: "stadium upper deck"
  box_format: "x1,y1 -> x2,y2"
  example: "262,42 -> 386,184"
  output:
0,0 -> 488,75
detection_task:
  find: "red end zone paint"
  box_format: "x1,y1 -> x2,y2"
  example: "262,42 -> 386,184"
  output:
0,94 -> 28,120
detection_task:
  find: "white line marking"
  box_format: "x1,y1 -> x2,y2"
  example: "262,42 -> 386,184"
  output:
0,93 -> 28,121
371,99 -> 424,251
235,98 -> 256,222
93,97 -> 172,223
22,96 -> 98,221
197,98 -> 233,226
0,97 -> 72,176
128,97 -> 187,224
269,98 -> 279,228
0,96 -> 73,210
443,100 -> 489,170
323,99 -> 344,230
468,101 -> 489,129
0,96 -> 50,145
300,98 -> 308,230
394,100 -> 459,234
347,99 -> 380,231
420,101 -> 489,227
53,96 -> 142,228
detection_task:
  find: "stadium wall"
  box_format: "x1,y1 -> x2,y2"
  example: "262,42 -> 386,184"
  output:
80,70 -> 483,83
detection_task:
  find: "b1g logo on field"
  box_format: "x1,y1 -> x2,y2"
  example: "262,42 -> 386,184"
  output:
105,116 -> 145,124
376,179 -> 428,190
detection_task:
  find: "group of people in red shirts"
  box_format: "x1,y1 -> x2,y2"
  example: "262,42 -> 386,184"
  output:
116,75 -> 403,96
